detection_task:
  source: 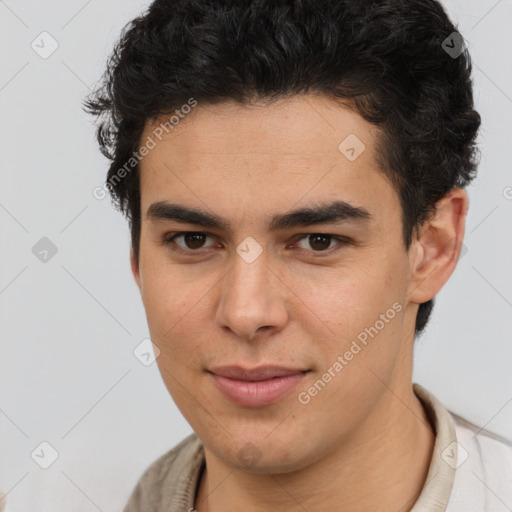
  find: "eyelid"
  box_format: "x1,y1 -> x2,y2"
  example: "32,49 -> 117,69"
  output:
161,231 -> 350,255
162,231 -> 218,253
289,233 -> 351,255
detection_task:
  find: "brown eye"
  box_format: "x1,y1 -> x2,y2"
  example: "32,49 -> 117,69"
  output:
163,232 -> 216,252
296,234 -> 336,251
182,233 -> 207,249
293,234 -> 349,255
308,234 -> 332,251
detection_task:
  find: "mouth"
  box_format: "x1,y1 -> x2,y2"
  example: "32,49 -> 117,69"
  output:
207,365 -> 310,407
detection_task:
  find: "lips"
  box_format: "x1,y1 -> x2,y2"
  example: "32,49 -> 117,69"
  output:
208,365 -> 308,381
207,365 -> 310,407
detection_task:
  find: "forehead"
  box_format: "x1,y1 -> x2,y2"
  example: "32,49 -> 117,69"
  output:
137,94 -> 399,229
142,94 -> 379,156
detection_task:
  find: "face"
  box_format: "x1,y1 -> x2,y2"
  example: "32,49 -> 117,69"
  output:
132,94 -> 425,473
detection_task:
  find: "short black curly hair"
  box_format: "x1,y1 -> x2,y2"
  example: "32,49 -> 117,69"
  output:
84,0 -> 481,338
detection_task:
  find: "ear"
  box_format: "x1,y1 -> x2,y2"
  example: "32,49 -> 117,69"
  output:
130,248 -> 141,291
407,187 -> 469,305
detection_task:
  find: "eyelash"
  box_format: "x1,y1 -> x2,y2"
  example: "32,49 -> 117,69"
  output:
161,231 -> 351,257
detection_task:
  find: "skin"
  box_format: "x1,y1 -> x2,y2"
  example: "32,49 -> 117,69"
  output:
130,93 -> 468,512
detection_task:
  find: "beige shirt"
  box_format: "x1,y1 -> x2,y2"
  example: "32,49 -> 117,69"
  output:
123,383 -> 512,511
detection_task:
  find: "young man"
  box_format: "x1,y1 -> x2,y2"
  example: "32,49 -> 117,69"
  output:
85,1 -> 512,510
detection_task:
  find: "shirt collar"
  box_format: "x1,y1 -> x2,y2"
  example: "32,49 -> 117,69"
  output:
410,382 -> 457,511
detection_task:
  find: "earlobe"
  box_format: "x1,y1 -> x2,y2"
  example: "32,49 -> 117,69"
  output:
130,249 -> 141,290
407,188 -> 468,305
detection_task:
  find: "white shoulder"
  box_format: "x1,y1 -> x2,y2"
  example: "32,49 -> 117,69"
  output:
446,412 -> 512,512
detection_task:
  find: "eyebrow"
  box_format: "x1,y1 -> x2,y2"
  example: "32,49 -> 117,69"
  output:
146,200 -> 372,232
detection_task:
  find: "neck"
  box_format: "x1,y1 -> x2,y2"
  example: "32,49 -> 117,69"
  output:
195,383 -> 435,512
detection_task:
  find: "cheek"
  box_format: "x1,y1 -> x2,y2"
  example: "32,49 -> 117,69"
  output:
139,262 -> 204,356
293,259 -> 405,356
292,264 -> 383,327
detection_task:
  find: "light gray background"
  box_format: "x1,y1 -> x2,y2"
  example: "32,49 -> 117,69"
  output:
0,0 -> 511,510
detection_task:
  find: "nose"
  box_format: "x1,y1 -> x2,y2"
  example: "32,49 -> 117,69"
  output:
215,249 -> 289,341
